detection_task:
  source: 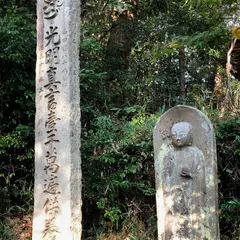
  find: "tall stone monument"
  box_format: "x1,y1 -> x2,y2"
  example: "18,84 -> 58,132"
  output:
154,105 -> 219,240
33,0 -> 81,239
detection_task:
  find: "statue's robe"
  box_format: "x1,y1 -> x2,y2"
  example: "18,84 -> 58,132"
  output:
163,146 -> 206,240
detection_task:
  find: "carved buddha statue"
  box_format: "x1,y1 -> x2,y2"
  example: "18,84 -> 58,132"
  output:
163,122 -> 206,240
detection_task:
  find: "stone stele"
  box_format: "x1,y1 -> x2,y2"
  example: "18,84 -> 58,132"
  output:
33,0 -> 81,239
153,105 -> 219,240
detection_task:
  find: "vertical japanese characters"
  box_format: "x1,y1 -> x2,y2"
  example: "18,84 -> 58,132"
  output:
42,1 -> 63,239
34,0 -> 81,239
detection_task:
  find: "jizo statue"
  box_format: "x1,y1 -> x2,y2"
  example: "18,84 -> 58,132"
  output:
154,105 -> 220,240
164,122 -> 205,239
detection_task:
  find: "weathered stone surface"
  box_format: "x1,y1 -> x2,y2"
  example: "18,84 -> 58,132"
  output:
154,105 -> 219,240
33,0 -> 81,239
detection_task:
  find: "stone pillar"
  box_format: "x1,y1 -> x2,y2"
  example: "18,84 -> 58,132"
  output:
153,105 -> 219,240
33,0 -> 81,239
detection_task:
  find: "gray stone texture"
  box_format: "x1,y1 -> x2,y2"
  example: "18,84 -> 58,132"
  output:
154,105 -> 219,240
33,0 -> 81,239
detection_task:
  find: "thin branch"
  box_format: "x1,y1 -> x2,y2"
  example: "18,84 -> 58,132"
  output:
221,37 -> 237,115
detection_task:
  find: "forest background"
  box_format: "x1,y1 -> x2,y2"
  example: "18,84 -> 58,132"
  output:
0,0 -> 239,239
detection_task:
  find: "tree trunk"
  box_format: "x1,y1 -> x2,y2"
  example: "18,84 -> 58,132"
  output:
179,47 -> 186,97
212,72 -> 224,110
105,0 -> 136,80
103,1 -> 137,109
221,38 -> 237,115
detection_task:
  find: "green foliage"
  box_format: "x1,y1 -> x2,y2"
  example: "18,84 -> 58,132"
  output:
0,127 -> 34,213
0,6 -> 35,130
80,33 -> 108,121
107,0 -> 133,12
220,200 -> 240,239
220,200 -> 240,223
216,117 -> 240,188
0,5 -> 35,216
0,217 -> 17,240
0,7 -> 35,63
82,113 -> 158,231
215,117 -> 240,238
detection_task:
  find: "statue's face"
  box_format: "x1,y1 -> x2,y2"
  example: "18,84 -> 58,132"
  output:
171,122 -> 192,147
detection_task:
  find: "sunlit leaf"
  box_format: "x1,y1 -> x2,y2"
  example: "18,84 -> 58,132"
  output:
232,26 -> 240,39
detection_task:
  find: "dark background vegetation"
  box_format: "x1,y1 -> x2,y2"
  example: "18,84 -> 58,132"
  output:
0,0 -> 239,239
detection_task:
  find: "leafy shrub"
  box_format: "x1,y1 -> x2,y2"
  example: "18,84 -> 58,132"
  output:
215,117 -> 240,238
0,217 -> 17,240
82,113 -> 158,237
0,5 -> 35,216
0,7 -> 35,131
0,126 -> 34,214
220,200 -> 240,239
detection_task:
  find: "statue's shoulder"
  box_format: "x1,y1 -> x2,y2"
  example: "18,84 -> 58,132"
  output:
187,146 -> 204,153
185,146 -> 205,163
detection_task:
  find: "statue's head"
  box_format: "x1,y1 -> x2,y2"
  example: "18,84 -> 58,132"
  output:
171,122 -> 193,147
